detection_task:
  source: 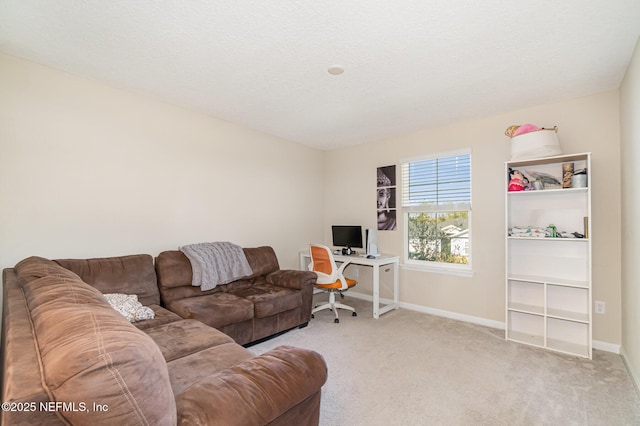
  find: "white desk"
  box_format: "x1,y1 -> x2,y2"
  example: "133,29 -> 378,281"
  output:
299,251 -> 400,319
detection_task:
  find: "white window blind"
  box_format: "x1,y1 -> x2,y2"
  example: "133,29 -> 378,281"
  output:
401,153 -> 471,212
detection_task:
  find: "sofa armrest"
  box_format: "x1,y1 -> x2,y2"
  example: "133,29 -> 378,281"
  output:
266,269 -> 317,290
175,345 -> 327,426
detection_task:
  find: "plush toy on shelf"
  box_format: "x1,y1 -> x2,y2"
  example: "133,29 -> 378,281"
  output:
505,123 -> 540,137
508,168 -> 528,191
505,123 -> 557,137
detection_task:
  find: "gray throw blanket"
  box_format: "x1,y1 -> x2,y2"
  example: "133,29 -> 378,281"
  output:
179,242 -> 253,291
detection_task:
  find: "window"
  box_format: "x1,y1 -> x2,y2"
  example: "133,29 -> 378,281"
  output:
401,150 -> 471,273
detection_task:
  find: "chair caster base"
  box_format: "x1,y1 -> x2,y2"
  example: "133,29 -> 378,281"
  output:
334,318 -> 339,323
352,312 -> 357,317
311,314 -> 314,319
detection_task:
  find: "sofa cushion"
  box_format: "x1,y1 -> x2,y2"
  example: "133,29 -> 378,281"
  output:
228,283 -> 302,318
155,250 -> 196,289
55,254 -> 160,306
167,342 -> 254,396
243,246 -> 280,279
20,268 -> 176,425
133,304 -> 184,331
155,250 -> 224,307
145,319 -> 235,362
15,256 -> 81,285
167,292 -> 254,329
22,275 -> 108,313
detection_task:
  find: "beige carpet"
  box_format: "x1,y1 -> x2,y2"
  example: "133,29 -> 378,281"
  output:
249,295 -> 640,426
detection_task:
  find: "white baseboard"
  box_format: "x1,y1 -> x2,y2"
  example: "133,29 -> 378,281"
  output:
348,291 -> 504,330
399,300 -> 506,330
348,291 -> 620,354
593,340 -> 621,354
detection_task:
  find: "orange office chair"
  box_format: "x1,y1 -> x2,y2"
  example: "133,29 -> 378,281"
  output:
308,244 -> 357,323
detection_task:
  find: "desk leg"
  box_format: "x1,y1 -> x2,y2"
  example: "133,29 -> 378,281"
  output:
373,264 -> 380,319
373,260 -> 400,318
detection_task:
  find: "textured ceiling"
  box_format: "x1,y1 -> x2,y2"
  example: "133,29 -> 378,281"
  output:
1,1 -> 639,150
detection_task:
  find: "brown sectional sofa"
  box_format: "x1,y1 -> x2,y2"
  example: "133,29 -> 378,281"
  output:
2,247 -> 327,425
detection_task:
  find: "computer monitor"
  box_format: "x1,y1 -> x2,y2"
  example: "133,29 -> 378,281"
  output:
332,225 -> 363,252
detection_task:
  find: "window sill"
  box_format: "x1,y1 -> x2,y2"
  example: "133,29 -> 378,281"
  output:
401,262 -> 474,277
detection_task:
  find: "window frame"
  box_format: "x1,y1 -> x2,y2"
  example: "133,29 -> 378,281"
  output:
400,149 -> 473,276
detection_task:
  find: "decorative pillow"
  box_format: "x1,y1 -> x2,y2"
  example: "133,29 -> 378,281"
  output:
104,293 -> 155,322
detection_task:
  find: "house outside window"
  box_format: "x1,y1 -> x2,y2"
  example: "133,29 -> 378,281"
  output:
401,150 -> 472,275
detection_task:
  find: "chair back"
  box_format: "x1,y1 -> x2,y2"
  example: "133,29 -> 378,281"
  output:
309,244 -> 340,285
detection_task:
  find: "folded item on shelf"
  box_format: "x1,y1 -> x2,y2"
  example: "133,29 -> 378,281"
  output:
509,226 -> 547,238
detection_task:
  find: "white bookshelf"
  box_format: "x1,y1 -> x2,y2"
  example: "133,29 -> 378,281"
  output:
505,153 -> 592,358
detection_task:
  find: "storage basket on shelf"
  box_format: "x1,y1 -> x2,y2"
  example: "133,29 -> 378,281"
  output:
507,126 -> 562,161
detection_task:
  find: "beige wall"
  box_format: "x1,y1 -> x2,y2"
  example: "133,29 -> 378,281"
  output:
325,91 -> 622,346
620,37 -> 640,387
0,53 -> 325,270
0,52 -> 628,350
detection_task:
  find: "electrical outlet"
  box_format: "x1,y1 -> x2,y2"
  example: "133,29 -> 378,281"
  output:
595,301 -> 606,314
